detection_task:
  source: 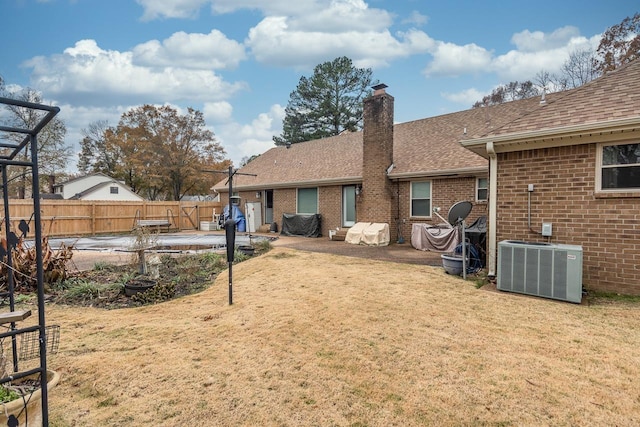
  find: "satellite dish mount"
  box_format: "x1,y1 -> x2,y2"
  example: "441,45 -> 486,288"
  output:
447,201 -> 473,279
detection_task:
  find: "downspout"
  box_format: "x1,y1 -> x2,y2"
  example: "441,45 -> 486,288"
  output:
396,179 -> 404,243
486,141 -> 498,278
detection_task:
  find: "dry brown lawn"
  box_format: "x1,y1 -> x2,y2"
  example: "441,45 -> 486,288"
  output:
29,247 -> 640,426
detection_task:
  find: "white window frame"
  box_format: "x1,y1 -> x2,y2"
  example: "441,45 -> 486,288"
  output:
110,186 -> 119,194
476,177 -> 488,202
297,187 -> 318,214
410,180 -> 431,218
596,141 -> 640,193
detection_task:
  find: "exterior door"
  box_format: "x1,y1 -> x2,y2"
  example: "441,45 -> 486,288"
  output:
264,190 -> 274,225
343,185 -> 356,227
245,202 -> 262,232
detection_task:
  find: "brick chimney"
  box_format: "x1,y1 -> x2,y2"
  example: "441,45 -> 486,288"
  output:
359,84 -> 396,239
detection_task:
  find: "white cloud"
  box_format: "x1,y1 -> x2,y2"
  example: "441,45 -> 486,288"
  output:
422,26 -> 601,81
137,0 -> 367,20
423,42 -> 493,77
441,88 -> 486,106
55,103 -> 133,172
215,104 -> 285,166
402,10 -> 428,26
203,101 -> 233,123
209,0 -> 314,15
132,30 -> 246,70
23,40 -> 247,107
136,0 -> 210,21
287,0 -> 393,33
246,18 -> 432,68
137,0 -> 413,69
491,33 -> 600,80
511,26 -> 581,52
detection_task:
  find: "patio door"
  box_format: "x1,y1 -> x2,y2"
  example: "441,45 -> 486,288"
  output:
342,185 -> 356,227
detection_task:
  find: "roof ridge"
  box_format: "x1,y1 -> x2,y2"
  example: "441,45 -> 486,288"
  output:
479,90 -> 573,137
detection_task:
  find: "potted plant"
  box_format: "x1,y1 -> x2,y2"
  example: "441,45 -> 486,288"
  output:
0,322 -> 62,426
0,369 -> 61,427
237,245 -> 255,256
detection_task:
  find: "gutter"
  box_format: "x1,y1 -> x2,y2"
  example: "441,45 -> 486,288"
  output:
212,176 -> 362,192
486,141 -> 497,278
461,116 -> 640,157
388,166 -> 487,180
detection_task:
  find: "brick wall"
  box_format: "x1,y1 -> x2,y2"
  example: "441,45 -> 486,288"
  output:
319,185 -> 343,236
395,177 -> 487,243
269,186 -> 343,237
360,89 -> 396,239
273,188 -> 296,232
497,144 -> 640,295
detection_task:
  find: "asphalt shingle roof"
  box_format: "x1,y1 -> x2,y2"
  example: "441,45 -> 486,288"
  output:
487,59 -> 640,137
213,89 -> 562,191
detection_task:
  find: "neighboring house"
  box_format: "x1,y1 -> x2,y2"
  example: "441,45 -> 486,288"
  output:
213,86 -> 558,243
53,173 -> 144,201
462,59 -> 640,295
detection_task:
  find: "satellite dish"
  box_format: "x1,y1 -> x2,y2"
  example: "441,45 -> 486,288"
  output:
447,201 -> 472,225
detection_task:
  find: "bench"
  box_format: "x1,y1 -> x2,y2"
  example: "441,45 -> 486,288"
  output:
133,209 -> 174,232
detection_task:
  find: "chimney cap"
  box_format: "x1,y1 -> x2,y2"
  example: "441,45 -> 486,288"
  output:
372,83 -> 388,93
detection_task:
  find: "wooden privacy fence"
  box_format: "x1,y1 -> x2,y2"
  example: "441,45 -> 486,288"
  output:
1,200 -> 223,237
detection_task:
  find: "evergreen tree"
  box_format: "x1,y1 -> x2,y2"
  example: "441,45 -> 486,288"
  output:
273,56 -> 376,145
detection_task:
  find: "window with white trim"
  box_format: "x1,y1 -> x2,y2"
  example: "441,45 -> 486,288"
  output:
599,142 -> 640,190
110,186 -> 119,194
297,188 -> 318,214
410,181 -> 431,217
476,177 -> 488,202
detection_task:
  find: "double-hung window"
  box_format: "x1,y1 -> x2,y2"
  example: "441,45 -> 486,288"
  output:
476,177 -> 488,202
599,142 -> 640,191
410,181 -> 431,217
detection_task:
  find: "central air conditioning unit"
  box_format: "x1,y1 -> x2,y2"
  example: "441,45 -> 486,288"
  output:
497,240 -> 583,303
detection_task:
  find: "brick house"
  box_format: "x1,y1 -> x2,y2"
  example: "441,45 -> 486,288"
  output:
213,86 -> 554,243
462,59 -> 640,295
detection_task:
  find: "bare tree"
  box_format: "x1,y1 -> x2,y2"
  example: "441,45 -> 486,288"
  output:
472,81 -> 540,107
2,88 -> 71,198
78,120 -> 119,174
561,49 -> 600,89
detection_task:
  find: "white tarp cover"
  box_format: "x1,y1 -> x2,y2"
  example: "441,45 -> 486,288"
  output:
345,222 -> 390,246
411,223 -> 459,253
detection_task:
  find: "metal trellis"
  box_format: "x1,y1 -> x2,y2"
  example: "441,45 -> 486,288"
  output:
0,96 -> 60,426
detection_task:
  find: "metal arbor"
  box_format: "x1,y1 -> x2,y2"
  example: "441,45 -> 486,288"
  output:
0,96 -> 60,425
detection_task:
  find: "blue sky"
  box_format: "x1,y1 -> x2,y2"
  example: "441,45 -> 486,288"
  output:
0,0 -> 636,172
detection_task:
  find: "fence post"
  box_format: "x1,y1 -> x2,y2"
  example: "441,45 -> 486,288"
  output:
91,202 -> 96,236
